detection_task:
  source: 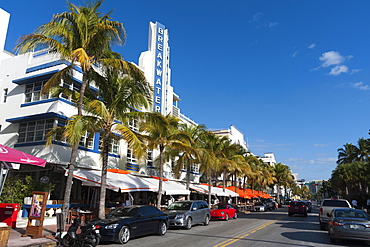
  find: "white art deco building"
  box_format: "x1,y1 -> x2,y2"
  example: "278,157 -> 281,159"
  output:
0,8 -> 249,200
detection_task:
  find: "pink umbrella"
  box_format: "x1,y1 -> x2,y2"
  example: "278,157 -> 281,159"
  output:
0,144 -> 46,167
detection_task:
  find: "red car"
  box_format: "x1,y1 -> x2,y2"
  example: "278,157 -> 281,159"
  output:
210,204 -> 237,221
288,201 -> 308,217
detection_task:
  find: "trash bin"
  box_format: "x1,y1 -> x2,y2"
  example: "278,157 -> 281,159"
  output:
0,203 -> 20,229
0,223 -> 10,247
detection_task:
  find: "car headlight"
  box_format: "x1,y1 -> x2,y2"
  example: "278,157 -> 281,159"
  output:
220,212 -> 225,215
175,214 -> 186,219
105,223 -> 119,229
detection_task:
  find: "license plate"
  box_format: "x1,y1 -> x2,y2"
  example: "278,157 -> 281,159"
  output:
294,207 -> 298,209
95,229 -> 100,233
350,225 -> 359,229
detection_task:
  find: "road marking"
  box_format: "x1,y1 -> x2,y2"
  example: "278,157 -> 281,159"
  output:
213,220 -> 278,247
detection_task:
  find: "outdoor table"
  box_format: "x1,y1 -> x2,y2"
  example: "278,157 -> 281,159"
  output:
77,209 -> 93,225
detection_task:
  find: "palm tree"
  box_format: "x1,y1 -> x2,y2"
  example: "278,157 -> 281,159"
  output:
171,124 -> 206,198
47,65 -> 151,219
240,154 -> 259,189
214,138 -> 241,190
259,163 -> 276,190
337,139 -> 370,164
197,131 -> 220,207
140,113 -> 192,209
337,143 -> 358,164
228,144 -> 249,189
331,161 -> 370,199
15,0 -> 145,223
273,163 -> 291,204
355,138 -> 370,162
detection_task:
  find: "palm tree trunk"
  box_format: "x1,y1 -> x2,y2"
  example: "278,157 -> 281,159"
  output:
61,142 -> 79,231
276,182 -> 281,205
186,159 -> 191,200
98,135 -> 109,219
223,170 -> 226,191
207,171 -> 212,208
61,72 -> 89,230
156,147 -> 164,209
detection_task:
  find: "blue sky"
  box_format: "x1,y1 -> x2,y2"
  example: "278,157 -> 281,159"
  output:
2,0 -> 370,182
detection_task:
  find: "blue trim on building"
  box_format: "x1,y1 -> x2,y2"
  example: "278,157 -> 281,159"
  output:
13,70 -> 59,85
25,59 -> 83,74
26,60 -> 70,73
21,98 -> 58,107
126,163 -> 139,172
15,141 -> 121,158
6,112 -> 68,123
180,169 -> 200,175
14,141 -> 48,147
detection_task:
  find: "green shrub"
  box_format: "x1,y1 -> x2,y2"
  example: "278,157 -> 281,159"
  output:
0,175 -> 54,206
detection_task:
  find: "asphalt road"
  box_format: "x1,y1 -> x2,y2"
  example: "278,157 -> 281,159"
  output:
98,205 -> 370,247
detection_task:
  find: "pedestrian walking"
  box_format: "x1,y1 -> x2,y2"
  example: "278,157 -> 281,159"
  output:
366,198 -> 370,212
352,199 -> 358,209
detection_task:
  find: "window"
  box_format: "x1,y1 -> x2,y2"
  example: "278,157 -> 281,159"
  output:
24,79 -> 81,103
127,148 -> 137,164
98,137 -> 119,154
80,131 -> 94,149
146,206 -> 161,216
190,164 -> 199,173
18,119 -> 55,143
110,139 -> 119,154
3,88 -> 8,103
60,80 -> 80,100
147,150 -> 153,167
25,81 -> 50,103
128,118 -> 138,131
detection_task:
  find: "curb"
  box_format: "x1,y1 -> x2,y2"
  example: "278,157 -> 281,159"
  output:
27,242 -> 58,247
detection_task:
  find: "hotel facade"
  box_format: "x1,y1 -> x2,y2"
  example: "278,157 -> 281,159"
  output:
0,9 -> 250,201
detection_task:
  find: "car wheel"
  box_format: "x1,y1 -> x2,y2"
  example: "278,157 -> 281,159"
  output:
118,226 -> 130,244
288,213 -> 292,217
329,236 -> 337,243
225,214 -> 229,221
203,215 -> 210,226
185,218 -> 192,230
61,235 -> 74,247
233,212 -> 237,219
158,221 -> 167,235
304,213 -> 307,217
88,234 -> 100,247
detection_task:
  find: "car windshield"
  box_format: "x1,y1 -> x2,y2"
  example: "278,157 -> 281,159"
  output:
335,210 -> 368,219
214,204 -> 227,209
322,200 -> 349,207
168,201 -> 192,210
291,202 -> 306,206
107,207 -> 138,217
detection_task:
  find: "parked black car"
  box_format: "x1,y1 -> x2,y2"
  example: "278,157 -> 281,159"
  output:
90,205 -> 168,244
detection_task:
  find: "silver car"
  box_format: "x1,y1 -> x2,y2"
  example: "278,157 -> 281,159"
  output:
253,202 -> 267,212
328,208 -> 370,245
164,200 -> 210,230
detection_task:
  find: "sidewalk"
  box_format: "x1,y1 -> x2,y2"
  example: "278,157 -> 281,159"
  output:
7,218 -> 59,247
8,225 -> 58,247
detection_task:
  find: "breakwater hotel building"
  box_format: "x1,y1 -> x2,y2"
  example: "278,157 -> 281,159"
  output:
0,8 -> 250,201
